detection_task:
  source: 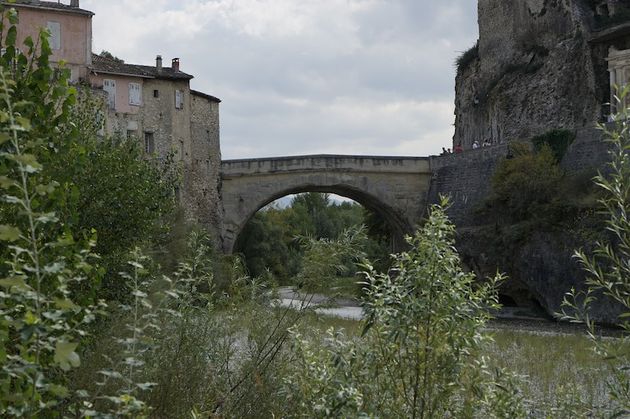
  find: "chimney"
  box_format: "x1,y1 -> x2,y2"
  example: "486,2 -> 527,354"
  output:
156,55 -> 162,71
70,0 -> 80,7
172,58 -> 180,72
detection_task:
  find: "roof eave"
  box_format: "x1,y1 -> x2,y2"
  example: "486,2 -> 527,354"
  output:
191,89 -> 221,103
90,69 -> 155,79
6,3 -> 94,17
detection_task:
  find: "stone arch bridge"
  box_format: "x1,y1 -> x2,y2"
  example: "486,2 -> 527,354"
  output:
219,154 -> 433,254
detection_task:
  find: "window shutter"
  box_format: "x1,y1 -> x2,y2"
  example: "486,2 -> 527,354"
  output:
175,90 -> 183,109
129,82 -> 141,106
47,22 -> 61,50
103,79 -> 116,110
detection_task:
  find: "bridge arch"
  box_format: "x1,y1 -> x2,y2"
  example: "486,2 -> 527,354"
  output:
219,155 -> 433,254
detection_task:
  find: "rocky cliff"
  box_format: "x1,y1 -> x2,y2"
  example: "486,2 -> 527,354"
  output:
453,0 -> 630,149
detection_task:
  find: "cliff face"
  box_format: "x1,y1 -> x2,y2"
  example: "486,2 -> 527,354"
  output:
453,0 -> 615,148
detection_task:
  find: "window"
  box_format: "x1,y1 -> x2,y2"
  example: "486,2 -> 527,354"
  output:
103,79 -> 116,110
47,21 -> 61,50
175,89 -> 184,109
144,132 -> 155,154
129,82 -> 142,106
153,89 -> 159,98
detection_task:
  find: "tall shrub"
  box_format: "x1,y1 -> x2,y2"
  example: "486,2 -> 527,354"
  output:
284,199 -> 525,418
0,68 -> 100,416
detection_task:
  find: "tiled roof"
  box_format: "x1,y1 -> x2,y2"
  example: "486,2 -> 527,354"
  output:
91,54 -> 194,81
6,1 -> 94,16
191,89 -> 221,103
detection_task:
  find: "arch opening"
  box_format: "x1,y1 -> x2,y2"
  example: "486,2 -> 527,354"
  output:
229,183 -> 413,255
233,189 -> 403,291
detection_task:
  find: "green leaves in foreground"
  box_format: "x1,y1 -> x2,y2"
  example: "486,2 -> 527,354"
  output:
561,84 -> 630,416
0,26 -> 100,416
285,198 -> 526,418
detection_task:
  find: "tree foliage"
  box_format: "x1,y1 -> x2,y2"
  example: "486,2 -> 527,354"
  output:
284,199 -> 525,418
490,143 -> 565,223
0,50 -> 100,418
235,193 -> 391,283
531,128 -> 575,163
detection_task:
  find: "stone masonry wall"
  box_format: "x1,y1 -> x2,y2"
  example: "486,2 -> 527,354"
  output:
431,128 -> 610,226
189,94 -> 222,240
429,130 -> 620,322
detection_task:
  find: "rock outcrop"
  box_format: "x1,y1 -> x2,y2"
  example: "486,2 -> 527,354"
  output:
453,0 -> 630,149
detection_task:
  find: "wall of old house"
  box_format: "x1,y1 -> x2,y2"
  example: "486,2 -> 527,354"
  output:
10,5 -> 92,81
90,73 -> 143,115
189,93 -> 221,239
139,78 -> 191,160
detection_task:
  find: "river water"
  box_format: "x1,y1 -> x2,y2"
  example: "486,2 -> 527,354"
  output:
274,287 -> 621,336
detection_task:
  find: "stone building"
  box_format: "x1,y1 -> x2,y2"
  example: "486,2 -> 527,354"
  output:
3,0 -> 223,233
453,0 -> 630,149
89,53 -> 223,229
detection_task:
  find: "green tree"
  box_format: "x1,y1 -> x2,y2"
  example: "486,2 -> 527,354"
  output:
44,88 -> 178,300
0,51 -> 100,419
285,199 -> 525,418
288,193 -> 336,239
489,143 -> 565,224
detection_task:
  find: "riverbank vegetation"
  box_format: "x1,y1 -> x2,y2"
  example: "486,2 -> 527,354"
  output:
1,6 -> 629,417
235,192 -> 391,287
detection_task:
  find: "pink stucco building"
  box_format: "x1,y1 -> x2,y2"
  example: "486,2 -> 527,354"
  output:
6,0 -> 93,81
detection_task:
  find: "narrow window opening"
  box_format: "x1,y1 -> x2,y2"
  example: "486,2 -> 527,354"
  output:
175,89 -> 184,109
144,132 -> 155,154
153,89 -> 159,98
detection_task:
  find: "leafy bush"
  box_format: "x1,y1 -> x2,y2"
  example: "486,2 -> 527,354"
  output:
0,62 -> 100,418
284,199 -> 525,417
0,9 -> 108,415
531,128 -> 575,163
295,226 -> 366,292
489,143 -> 565,224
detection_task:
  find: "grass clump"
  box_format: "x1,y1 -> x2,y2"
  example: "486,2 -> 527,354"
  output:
456,40 -> 479,74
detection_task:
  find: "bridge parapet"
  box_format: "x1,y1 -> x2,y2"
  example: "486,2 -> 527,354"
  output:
221,154 -> 430,177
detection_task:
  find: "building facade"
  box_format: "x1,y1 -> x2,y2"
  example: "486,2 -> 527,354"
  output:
4,0 -> 223,233
4,0 -> 93,81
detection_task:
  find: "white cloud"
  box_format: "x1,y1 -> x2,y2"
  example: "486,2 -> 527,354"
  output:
81,0 -> 478,159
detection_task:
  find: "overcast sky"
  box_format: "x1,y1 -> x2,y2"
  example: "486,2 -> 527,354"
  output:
81,0 -> 478,159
